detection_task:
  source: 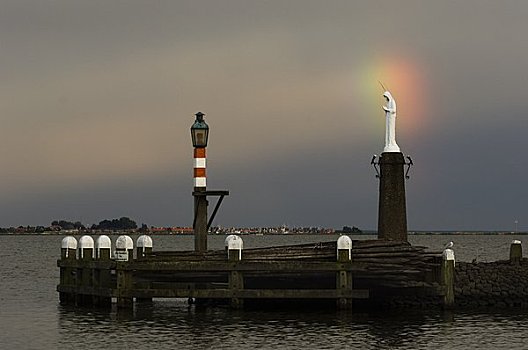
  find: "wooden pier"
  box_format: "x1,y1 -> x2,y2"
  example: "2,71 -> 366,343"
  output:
57,235 -> 452,310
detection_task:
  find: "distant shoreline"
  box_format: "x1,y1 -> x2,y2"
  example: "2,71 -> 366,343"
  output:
0,231 -> 525,236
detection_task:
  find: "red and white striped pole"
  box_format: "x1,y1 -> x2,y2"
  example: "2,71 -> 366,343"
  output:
191,112 -> 209,252
193,147 -> 207,189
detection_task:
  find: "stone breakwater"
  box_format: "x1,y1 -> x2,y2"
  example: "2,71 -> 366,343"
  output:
455,260 -> 528,308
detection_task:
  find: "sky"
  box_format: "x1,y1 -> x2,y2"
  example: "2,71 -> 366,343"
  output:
1,0 -> 527,231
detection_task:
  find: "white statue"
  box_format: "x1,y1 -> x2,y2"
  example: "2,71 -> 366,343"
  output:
382,90 -> 400,153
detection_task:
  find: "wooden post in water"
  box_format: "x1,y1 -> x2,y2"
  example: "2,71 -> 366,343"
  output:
115,235 -> 134,309
336,236 -> 353,310
441,248 -> 455,309
77,235 -> 94,306
136,235 -> 153,303
510,240 -> 522,265
227,236 -> 244,309
94,235 -> 112,307
59,236 -> 77,304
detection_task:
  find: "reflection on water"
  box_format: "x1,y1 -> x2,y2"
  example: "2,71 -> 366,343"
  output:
55,302 -> 528,350
2,234 -> 528,349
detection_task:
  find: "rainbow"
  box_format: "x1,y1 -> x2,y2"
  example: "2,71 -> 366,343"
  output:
355,52 -> 429,138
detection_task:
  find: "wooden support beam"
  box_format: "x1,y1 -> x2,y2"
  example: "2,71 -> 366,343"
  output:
118,288 -> 370,299
58,285 -> 372,300
121,261 -> 356,272
116,262 -> 133,309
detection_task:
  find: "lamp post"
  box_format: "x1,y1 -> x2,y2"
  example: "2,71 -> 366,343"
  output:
191,112 -> 209,252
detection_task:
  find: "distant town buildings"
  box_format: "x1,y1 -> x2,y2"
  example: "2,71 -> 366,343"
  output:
0,224 -> 336,235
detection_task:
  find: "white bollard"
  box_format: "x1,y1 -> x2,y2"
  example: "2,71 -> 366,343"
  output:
115,235 -> 134,261
136,235 -> 153,258
227,235 -> 243,261
61,236 -> 77,259
95,235 -> 112,260
337,235 -> 352,261
78,235 -> 94,260
443,248 -> 455,266
224,235 -> 237,250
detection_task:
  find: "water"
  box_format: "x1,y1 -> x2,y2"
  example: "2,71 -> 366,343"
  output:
1,234 -> 527,349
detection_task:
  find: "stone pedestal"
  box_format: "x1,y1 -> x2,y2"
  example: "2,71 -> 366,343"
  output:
377,152 -> 408,241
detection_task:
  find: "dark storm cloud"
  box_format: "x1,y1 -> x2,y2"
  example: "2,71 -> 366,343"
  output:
1,1 -> 528,230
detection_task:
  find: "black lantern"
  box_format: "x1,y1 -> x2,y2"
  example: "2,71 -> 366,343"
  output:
190,112 -> 209,148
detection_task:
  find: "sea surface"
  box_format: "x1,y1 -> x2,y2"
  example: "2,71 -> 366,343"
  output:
1,234 -> 528,349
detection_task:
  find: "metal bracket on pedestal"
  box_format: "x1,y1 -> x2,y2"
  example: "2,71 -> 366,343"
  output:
371,154 -> 413,180
371,155 -> 380,178
404,156 -> 413,179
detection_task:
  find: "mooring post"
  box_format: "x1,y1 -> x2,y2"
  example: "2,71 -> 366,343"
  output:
77,235 -> 94,306
136,235 -> 153,259
96,235 -> 112,260
136,235 -> 153,303
115,235 -> 134,309
227,235 -> 244,309
442,248 -> 455,309
510,240 -> 522,265
94,235 -> 112,307
336,236 -> 353,310
59,236 -> 77,304
116,235 -> 134,261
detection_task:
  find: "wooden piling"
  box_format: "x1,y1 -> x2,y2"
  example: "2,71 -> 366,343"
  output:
337,236 -> 353,309
59,237 -> 77,304
136,235 -> 154,303
228,236 -> 244,309
94,236 -> 112,307
77,236 -> 95,306
441,249 -> 455,309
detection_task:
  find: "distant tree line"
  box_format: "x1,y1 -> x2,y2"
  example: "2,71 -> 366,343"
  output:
51,217 -> 138,231
341,226 -> 362,234
51,220 -> 85,230
91,217 -> 137,230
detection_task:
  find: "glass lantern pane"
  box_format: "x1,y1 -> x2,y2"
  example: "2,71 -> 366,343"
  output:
192,129 -> 208,147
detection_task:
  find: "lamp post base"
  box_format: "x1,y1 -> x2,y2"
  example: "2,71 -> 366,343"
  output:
193,188 -> 208,252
